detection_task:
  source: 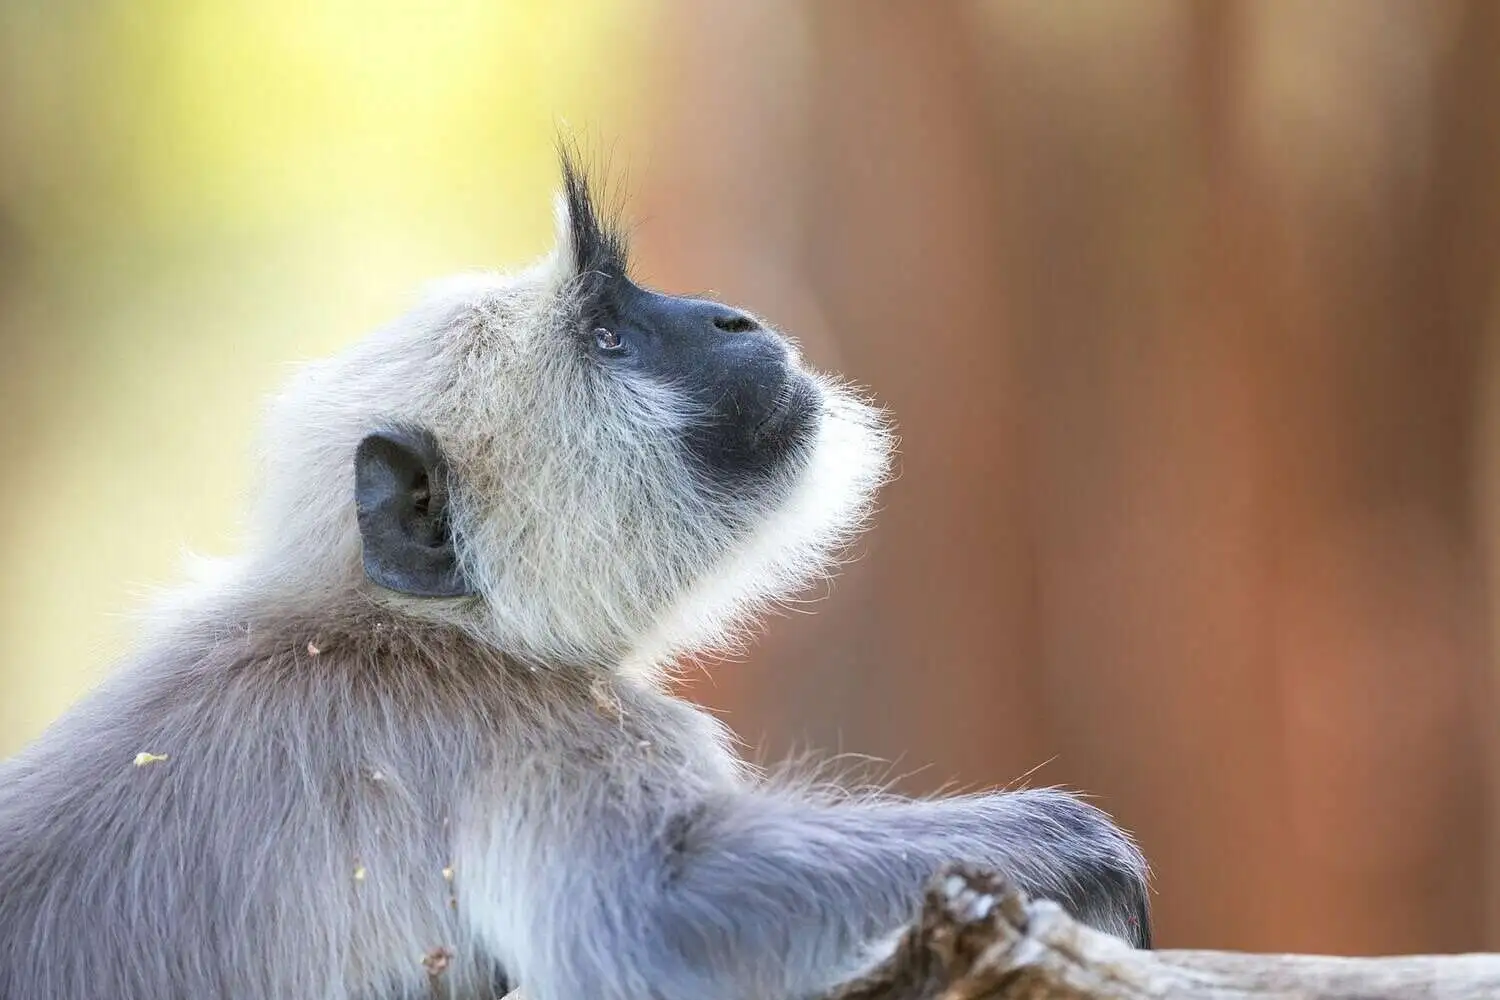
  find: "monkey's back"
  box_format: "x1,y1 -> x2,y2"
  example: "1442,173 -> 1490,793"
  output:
0,613 -> 654,1000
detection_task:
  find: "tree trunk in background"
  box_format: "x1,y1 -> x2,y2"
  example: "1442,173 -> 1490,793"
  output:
1240,0 -> 1500,954
639,0 -> 1047,778
634,0 -> 1499,955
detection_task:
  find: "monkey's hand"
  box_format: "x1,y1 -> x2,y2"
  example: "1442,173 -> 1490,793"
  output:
510,787 -> 1148,1000
947,788 -> 1152,950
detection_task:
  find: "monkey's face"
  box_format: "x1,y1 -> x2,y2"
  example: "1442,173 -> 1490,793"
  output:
572,280 -> 823,491
249,155 -> 891,673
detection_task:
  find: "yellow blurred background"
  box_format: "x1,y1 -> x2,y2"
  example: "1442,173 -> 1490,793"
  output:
0,0 -> 645,743
5,0 -> 1500,960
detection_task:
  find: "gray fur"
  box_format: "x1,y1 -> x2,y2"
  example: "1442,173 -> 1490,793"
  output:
0,163 -> 1149,1000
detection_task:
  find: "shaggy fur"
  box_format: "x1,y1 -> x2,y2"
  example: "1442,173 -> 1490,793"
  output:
0,152 -> 1150,1000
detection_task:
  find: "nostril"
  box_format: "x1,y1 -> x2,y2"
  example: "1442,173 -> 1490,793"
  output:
713,313 -> 759,334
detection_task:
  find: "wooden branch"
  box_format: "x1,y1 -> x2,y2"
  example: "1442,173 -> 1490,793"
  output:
498,868 -> 1500,999
819,867 -> 1500,1000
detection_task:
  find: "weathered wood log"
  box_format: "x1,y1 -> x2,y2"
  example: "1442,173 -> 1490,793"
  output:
497,867 -> 1500,999
821,867 -> 1500,1000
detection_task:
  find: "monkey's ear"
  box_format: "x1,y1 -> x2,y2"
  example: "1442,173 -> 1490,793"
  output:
353,427 -> 475,599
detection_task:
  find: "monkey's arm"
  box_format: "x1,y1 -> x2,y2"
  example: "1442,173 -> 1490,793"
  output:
518,787 -> 1149,1000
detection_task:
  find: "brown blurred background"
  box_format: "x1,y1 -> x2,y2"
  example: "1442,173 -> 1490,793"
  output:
3,0 -> 1499,958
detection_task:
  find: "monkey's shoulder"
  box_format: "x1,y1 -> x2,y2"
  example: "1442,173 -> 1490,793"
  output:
0,618 -> 739,830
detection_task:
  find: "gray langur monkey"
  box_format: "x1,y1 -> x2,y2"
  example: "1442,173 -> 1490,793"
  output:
0,149 -> 1150,1000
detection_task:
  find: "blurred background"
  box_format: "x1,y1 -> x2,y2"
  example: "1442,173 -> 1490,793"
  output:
3,0 -> 1499,957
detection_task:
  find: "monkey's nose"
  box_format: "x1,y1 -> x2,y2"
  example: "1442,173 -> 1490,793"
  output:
710,309 -> 760,334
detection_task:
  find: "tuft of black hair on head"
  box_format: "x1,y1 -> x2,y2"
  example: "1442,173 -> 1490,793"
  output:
557,139 -> 630,286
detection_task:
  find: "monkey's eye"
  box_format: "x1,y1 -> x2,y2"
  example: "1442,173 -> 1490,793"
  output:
593,327 -> 623,352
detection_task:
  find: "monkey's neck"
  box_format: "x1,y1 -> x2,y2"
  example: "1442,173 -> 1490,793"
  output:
134,555 -> 648,688
137,577 -> 649,700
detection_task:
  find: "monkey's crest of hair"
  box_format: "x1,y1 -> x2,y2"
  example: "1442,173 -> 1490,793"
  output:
151,148 -> 895,678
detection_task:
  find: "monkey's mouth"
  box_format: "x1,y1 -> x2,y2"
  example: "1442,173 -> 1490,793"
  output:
752,372 -> 820,446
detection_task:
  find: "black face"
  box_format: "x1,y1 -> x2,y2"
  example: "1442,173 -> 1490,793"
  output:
579,278 -> 821,487
557,145 -> 819,489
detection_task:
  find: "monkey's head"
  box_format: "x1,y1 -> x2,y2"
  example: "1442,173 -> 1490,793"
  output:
222,152 -> 891,673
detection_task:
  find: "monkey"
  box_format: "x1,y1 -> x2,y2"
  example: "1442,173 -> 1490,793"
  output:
0,147 -> 1150,1000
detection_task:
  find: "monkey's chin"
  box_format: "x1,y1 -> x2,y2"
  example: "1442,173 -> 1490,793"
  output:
751,370 -> 823,451
618,373 -> 893,679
